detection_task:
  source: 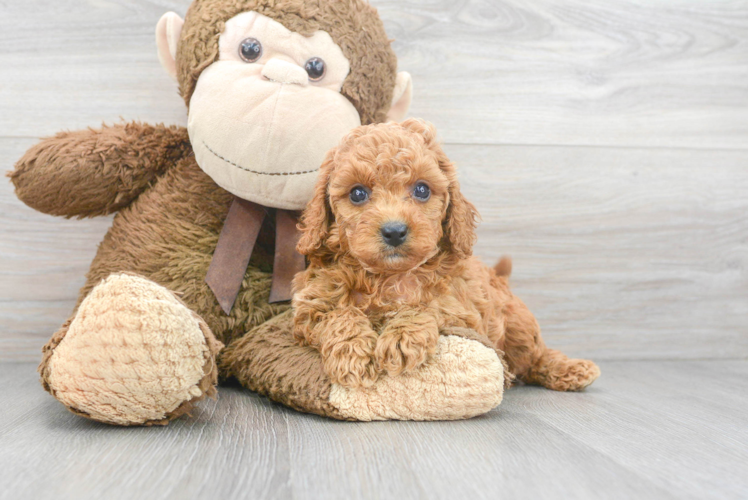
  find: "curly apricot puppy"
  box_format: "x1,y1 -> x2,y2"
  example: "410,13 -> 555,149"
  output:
292,119 -> 600,391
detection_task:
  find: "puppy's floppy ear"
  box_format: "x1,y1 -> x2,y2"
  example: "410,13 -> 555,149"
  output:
297,149 -> 336,256
443,170 -> 480,259
401,119 -> 480,259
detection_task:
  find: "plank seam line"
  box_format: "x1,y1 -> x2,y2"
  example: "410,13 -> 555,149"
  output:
440,142 -> 748,153
2,136 -> 747,153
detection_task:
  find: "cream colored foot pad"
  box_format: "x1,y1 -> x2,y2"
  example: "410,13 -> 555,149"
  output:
47,274 -> 210,425
329,335 -> 505,421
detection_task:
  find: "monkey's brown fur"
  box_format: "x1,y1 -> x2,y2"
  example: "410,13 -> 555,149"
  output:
178,0 -> 397,124
293,120 -> 600,391
9,0 -> 400,423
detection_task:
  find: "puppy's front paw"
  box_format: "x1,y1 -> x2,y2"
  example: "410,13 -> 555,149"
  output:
323,336 -> 379,388
375,313 -> 439,376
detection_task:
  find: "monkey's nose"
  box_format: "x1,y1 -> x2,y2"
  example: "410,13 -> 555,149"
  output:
261,58 -> 309,86
381,222 -> 408,248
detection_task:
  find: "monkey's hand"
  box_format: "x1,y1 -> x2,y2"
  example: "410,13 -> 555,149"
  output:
8,122 -> 190,217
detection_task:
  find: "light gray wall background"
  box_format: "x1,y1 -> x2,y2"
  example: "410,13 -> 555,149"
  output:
1,0 -> 747,362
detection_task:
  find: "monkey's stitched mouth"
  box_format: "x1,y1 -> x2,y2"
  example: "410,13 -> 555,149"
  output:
202,141 -> 320,176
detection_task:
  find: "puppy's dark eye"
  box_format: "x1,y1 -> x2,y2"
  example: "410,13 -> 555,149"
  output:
413,183 -> 431,201
239,38 -> 263,63
305,57 -> 326,81
349,186 -> 369,205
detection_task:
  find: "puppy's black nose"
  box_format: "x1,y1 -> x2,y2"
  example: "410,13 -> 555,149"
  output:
381,222 -> 408,247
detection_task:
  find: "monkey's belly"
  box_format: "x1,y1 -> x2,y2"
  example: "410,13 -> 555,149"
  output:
79,156 -> 287,345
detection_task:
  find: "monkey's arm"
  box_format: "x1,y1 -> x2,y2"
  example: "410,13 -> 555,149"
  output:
9,122 -> 190,217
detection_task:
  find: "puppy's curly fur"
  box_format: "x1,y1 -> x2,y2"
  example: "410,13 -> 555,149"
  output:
292,119 -> 600,391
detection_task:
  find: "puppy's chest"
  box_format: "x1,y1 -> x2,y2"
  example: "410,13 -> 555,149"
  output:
352,274 -> 444,321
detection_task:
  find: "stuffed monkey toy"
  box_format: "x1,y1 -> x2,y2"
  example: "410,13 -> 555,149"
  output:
9,0 -> 508,426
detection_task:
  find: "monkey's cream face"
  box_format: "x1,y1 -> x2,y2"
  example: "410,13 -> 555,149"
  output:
188,12 -> 361,209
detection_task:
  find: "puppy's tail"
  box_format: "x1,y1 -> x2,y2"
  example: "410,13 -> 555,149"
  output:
494,256 -> 512,278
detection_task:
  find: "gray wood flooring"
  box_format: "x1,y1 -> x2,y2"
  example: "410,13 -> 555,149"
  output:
1,360 -> 747,500
2,0 -> 747,361
1,1 -> 747,499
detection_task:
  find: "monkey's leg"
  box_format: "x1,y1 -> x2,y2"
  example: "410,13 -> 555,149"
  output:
219,312 -> 507,421
501,296 -> 600,391
39,273 -> 223,426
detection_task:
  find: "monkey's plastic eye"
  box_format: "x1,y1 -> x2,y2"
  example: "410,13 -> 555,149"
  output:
349,186 -> 369,205
304,57 -> 326,81
413,183 -> 431,201
239,38 -> 263,63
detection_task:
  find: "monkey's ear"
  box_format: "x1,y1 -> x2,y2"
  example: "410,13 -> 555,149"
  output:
156,12 -> 184,81
386,72 -> 413,122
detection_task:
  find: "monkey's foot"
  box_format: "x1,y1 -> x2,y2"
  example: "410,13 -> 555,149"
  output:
330,335 -> 506,421
221,314 -> 506,421
42,274 -> 223,426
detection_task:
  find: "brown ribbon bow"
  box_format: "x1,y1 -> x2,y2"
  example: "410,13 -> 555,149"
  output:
206,197 -> 306,315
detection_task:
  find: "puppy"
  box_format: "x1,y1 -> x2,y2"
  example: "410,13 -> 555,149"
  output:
292,119 -> 600,391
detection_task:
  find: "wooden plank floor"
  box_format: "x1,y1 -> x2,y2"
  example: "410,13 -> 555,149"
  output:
2,0 -> 747,362
1,1 -> 747,499
2,0 -> 747,148
1,360 -> 747,500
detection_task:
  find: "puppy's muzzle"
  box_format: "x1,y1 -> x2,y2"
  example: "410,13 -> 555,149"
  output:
381,221 -> 408,248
